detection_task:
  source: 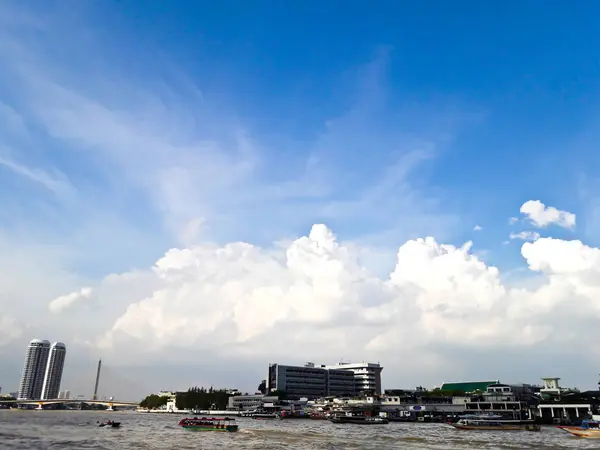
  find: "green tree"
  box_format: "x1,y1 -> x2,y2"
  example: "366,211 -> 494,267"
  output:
139,394 -> 169,409
176,387 -> 233,410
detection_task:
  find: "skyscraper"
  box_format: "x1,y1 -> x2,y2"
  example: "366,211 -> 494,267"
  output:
17,339 -> 51,400
41,342 -> 67,400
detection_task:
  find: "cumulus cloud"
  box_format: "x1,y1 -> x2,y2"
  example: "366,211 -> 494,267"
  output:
509,231 -> 541,242
473,225 -> 483,231
79,222 -> 600,380
49,287 -> 94,313
520,200 -> 576,229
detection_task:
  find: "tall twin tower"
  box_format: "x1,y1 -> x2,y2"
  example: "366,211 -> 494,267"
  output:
17,339 -> 67,400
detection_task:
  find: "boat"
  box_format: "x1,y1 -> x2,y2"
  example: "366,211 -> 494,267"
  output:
252,413 -> 278,420
98,420 -> 121,428
329,416 -> 389,425
558,419 -> 600,438
449,418 -> 540,431
178,417 -> 239,432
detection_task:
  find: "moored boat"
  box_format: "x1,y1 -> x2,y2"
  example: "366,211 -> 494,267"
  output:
252,413 -> 278,420
449,418 -> 540,432
558,420 -> 600,438
178,417 -> 239,432
329,416 -> 389,425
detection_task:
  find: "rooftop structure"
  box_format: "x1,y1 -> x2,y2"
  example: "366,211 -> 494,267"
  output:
438,380 -> 499,393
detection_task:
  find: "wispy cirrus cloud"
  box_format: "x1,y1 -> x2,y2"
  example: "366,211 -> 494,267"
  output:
0,1 -> 476,395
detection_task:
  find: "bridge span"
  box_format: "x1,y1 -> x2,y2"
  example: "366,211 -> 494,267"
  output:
0,399 -> 139,410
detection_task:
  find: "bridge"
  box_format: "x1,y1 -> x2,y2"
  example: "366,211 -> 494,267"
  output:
0,398 -> 139,410
2,359 -> 147,410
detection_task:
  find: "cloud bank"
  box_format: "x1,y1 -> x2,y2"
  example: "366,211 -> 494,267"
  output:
32,200 -> 594,393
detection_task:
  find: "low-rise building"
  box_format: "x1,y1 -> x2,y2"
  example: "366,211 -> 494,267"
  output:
227,395 -> 279,411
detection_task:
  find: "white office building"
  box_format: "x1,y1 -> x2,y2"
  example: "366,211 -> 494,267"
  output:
324,362 -> 383,395
17,339 -> 51,400
41,342 -> 67,400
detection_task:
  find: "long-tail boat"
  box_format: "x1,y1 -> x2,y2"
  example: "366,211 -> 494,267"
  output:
178,417 -> 239,432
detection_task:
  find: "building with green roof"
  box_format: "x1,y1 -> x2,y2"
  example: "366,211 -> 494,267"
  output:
438,380 -> 499,393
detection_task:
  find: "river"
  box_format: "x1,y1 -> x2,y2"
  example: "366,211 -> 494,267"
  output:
0,410 -> 596,449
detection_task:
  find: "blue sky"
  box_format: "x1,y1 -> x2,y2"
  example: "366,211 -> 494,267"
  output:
3,0 -> 600,394
2,1 -> 597,271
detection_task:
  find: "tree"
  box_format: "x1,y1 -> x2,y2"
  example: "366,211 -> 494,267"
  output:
175,387 -> 233,410
258,380 -> 266,395
139,394 -> 169,409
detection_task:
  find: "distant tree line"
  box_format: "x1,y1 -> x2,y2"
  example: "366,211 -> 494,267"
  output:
139,394 -> 169,409
176,387 -> 232,410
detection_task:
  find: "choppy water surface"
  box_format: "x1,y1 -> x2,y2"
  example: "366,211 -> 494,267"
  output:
0,411 -> 596,449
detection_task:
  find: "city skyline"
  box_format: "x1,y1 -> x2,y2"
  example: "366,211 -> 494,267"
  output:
1,1 -> 600,396
17,339 -> 66,401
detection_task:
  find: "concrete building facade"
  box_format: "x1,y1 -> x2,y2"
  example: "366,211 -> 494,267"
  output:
267,361 -> 382,398
17,339 -> 51,400
41,342 -> 67,400
228,395 -> 279,411
324,362 -> 383,395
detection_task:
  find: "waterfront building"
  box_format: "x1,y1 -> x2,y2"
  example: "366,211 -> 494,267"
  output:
41,342 -> 67,400
228,394 -> 279,411
437,380 -> 499,393
536,377 -> 597,422
267,363 -> 329,399
267,362 -> 357,399
324,362 -> 383,395
17,339 -> 51,400
267,361 -> 382,398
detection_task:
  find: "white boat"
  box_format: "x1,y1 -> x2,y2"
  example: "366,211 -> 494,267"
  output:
450,418 -> 540,431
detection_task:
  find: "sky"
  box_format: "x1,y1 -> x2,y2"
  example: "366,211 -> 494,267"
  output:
1,0 -> 600,400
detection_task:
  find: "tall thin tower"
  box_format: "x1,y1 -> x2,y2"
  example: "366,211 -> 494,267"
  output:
41,342 -> 67,400
92,359 -> 102,400
17,339 -> 51,400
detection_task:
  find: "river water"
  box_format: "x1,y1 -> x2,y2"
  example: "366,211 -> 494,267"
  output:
0,410 -> 596,449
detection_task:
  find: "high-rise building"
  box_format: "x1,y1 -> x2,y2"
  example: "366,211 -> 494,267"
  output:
266,362 -> 356,399
17,339 -> 51,400
41,342 -> 67,400
324,362 -> 383,395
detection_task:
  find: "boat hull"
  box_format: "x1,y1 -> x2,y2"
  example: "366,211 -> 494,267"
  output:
450,424 -> 539,431
182,425 -> 238,432
329,418 -> 389,425
558,426 -> 600,438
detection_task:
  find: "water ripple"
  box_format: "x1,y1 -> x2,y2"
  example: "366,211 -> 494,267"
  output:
0,411 -> 596,449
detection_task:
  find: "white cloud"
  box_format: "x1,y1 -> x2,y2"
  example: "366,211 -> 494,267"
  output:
49,287 -> 94,313
509,231 -> 541,242
0,154 -> 73,196
509,217 -> 519,224
520,200 -> 576,229
78,223 -> 600,387
0,315 -> 23,346
473,225 -> 483,231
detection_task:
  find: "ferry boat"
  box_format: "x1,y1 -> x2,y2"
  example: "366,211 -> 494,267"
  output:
558,420 -> 600,438
178,417 -> 239,432
449,418 -> 540,431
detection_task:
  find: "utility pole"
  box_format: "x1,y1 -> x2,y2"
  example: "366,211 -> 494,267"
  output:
92,359 -> 102,400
